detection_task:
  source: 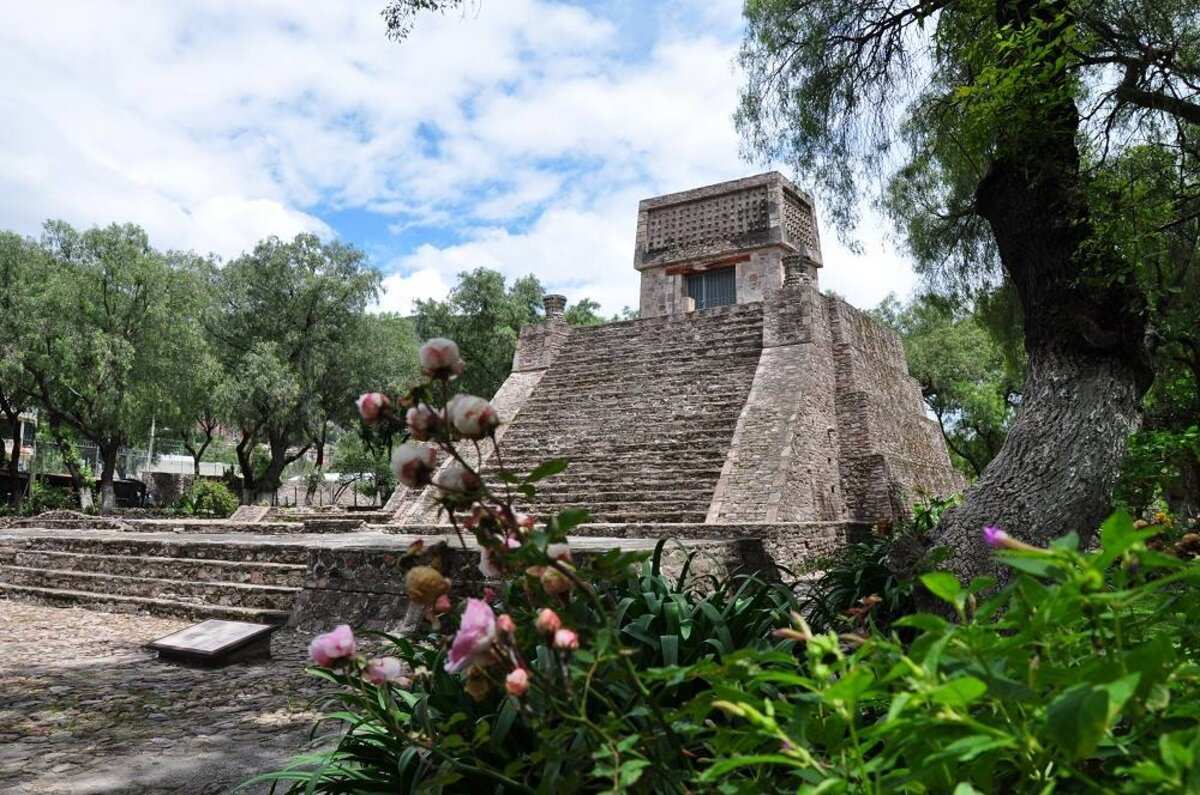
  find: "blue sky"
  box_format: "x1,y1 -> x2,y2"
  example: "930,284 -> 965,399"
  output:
0,1 -> 917,316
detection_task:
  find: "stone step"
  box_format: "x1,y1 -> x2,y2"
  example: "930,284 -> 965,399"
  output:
7,549 -> 305,587
0,582 -> 292,624
7,536 -> 310,566
0,565 -> 298,611
544,343 -> 758,369
513,488 -> 715,504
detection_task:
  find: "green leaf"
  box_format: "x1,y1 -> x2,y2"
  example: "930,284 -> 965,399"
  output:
1047,684 -> 1110,760
930,675 -> 988,707
555,508 -> 592,533
920,572 -> 963,606
893,613 -> 949,633
526,458 -> 568,483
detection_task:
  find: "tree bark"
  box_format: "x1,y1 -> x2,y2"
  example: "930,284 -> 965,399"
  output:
931,0 -> 1154,577
98,444 -> 119,513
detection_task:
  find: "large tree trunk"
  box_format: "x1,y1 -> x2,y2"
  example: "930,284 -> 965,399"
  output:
98,445 -> 119,513
932,349 -> 1144,578
931,7 -> 1154,578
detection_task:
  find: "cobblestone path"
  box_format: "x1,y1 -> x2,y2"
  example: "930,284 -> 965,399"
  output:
0,601 -> 330,793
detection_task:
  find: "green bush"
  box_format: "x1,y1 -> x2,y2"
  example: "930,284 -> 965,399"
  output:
175,480 -> 238,517
25,480 -> 75,514
250,540 -> 798,793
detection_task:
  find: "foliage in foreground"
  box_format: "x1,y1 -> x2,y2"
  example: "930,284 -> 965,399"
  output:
258,508 -> 1200,793
254,335 -> 1200,793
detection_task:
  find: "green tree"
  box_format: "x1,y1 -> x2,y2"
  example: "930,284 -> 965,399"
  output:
738,0 -> 1200,575
0,232 -> 39,507
209,234 -> 381,503
24,222 -> 205,511
873,293 -> 1022,479
413,268 -> 542,399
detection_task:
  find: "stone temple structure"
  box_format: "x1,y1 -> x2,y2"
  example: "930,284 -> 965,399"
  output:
385,172 -> 962,564
0,172 -> 962,635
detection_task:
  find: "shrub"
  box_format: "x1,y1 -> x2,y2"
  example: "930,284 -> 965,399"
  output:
802,494 -> 956,633
175,480 -> 238,517
691,513 -> 1200,792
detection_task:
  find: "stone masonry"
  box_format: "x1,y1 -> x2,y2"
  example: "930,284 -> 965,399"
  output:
388,172 -> 962,544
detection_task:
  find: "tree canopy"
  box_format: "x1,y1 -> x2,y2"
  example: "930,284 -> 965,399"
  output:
739,0 -> 1200,574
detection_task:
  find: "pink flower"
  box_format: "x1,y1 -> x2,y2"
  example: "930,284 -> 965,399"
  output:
553,629 -> 579,651
546,543 -> 572,563
478,535 -> 521,578
356,393 -> 389,424
446,394 -> 500,439
434,463 -> 482,495
445,598 -> 497,674
364,656 -> 407,685
434,594 -> 452,615
309,624 -> 356,667
419,338 -> 466,380
983,526 -> 1007,548
483,586 -> 498,604
535,608 -> 562,635
496,613 -> 516,634
405,403 -> 443,440
506,667 -> 530,697
515,513 -> 535,531
392,442 -> 438,488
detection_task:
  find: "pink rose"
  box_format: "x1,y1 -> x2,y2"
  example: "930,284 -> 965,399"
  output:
405,403 -> 443,441
546,543 -> 572,563
434,463 -> 482,495
553,628 -> 579,651
445,598 -> 497,674
309,624 -> 356,667
392,442 -> 437,488
483,586 -> 498,604
515,513 -> 536,531
478,535 -> 521,579
535,608 -> 562,635
364,656 -> 406,685
356,393 -> 389,424
446,394 -> 500,439
496,613 -> 516,634
419,338 -> 465,380
506,667 -> 530,697
434,594 -> 452,615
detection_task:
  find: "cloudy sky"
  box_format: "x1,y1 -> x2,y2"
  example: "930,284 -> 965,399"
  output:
0,0 -> 917,316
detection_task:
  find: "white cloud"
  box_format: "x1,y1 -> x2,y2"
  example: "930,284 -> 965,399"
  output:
0,0 -> 917,312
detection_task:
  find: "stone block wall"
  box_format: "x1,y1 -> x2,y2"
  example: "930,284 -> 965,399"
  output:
827,296 -> 964,519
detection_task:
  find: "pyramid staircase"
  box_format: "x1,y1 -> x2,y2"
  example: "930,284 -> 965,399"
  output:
0,535 -> 305,623
482,304 -> 764,524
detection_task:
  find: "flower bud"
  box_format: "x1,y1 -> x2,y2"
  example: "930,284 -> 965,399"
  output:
535,608 -> 562,635
364,656 -> 407,685
405,403 -> 443,440
392,442 -> 437,488
355,393 -> 389,424
540,564 -> 574,596
434,594 -> 452,615
309,624 -> 356,667
434,463 -> 482,495
446,394 -> 500,439
496,613 -> 516,634
505,667 -> 530,697
553,628 -> 579,651
419,337 -> 466,380
405,565 -> 450,606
